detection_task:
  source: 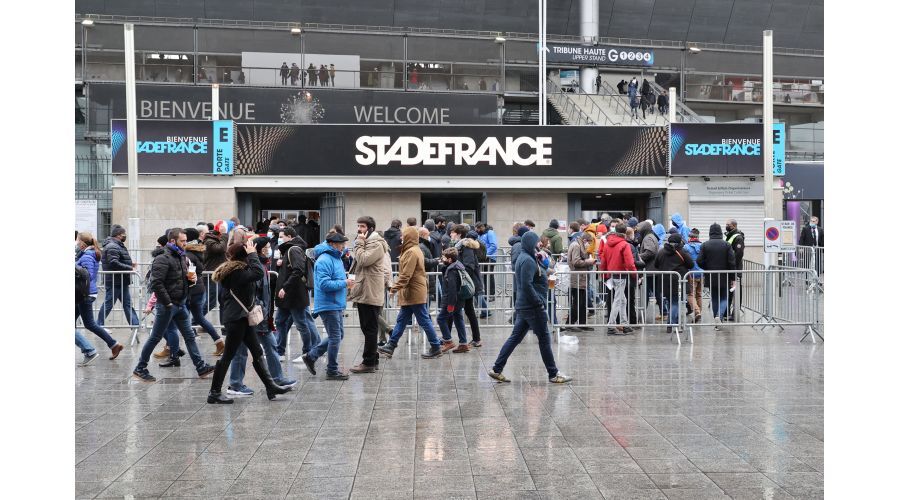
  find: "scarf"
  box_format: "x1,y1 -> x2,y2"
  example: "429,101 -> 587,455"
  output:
166,242 -> 185,256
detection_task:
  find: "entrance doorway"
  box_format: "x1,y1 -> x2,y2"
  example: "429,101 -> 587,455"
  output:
240,192 -> 344,246
421,193 -> 483,225
573,192 -> 652,222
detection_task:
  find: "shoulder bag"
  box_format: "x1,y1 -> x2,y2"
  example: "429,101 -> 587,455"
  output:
230,288 -> 264,326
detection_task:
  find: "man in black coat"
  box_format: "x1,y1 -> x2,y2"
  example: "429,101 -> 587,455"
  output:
273,227 -> 321,359
384,219 -> 403,263
97,224 -> 140,329
697,223 -> 736,330
724,219 -> 745,321
133,228 -> 214,382
799,216 -> 823,247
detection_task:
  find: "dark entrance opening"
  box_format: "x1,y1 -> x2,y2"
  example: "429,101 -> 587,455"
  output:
421,192 -> 483,226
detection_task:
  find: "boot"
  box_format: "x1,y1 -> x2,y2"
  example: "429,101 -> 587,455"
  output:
207,391 -> 233,404
213,338 -> 225,357
252,359 -> 292,400
208,359 -> 229,397
153,346 -> 171,359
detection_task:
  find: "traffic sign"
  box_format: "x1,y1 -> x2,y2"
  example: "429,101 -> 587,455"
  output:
764,220 -> 796,253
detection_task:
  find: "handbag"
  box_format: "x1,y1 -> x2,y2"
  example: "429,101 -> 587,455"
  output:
230,288 -> 263,326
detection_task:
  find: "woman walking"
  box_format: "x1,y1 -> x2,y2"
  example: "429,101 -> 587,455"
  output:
207,239 -> 292,404
76,232 -> 124,360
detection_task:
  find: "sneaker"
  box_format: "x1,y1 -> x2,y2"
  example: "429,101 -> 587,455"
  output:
153,346 -> 170,359
132,369 -> 156,383
549,373 -> 572,384
300,354 -> 317,375
452,344 -> 470,353
377,342 -> 397,357
80,351 -> 99,366
422,345 -> 443,359
109,343 -> 124,360
488,370 -> 510,383
622,327 -> 635,334
714,317 -> 722,331
469,340 -> 482,348
159,357 -> 180,368
213,339 -> 225,357
197,364 -> 215,379
666,326 -> 673,334
226,385 -> 254,396
275,378 -> 299,388
440,340 -> 456,353
694,314 -> 702,323
377,340 -> 386,347
349,363 -> 378,374
606,328 -> 623,335
326,371 -> 349,380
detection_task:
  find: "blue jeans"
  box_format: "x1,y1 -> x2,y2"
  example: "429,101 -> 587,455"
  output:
189,292 -> 220,341
665,298 -> 680,326
135,303 -> 206,373
230,332 -> 286,387
165,322 -> 180,353
710,287 -> 728,320
76,296 -> 117,348
308,310 -> 344,375
388,304 -> 441,348
275,305 -> 320,356
97,279 -> 140,327
437,303 -> 467,344
75,329 -> 96,355
492,307 -> 558,379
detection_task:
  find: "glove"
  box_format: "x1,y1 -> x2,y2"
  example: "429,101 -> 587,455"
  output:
447,305 -> 455,313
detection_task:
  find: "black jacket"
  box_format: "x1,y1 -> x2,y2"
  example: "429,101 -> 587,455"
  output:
456,234 -> 484,295
799,225 -> 823,247
184,243 -> 207,298
428,233 -> 442,261
419,238 -> 439,272
149,245 -> 190,306
440,260 -> 466,307
697,224 -> 736,289
384,226 -> 402,262
213,253 -> 265,324
274,236 -> 311,310
725,228 -> 745,269
653,243 -> 695,294
508,235 -> 523,266
202,233 -> 227,272
101,237 -> 134,285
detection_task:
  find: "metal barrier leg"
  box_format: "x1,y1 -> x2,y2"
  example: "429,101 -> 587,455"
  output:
129,327 -> 141,346
688,326 -> 694,343
800,325 -> 825,343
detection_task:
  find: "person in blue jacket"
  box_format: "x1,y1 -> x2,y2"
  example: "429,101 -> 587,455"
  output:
683,228 -> 704,323
76,232 -> 125,360
670,213 -> 692,244
300,232 -> 353,380
475,222 -> 498,316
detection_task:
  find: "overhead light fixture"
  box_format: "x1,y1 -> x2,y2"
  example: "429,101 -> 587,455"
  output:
605,193 -> 612,196
749,177 -> 756,181
703,176 -> 711,182
494,35 -> 506,43
290,27 -> 302,35
595,195 -> 602,198
81,19 -> 94,26
688,46 -> 701,54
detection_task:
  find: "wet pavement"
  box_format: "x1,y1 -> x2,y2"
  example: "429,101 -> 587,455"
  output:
75,323 -> 823,499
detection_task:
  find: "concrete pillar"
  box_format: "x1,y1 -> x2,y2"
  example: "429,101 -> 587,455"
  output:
579,0 -> 600,94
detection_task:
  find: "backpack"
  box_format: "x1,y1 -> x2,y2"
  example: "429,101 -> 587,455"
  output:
75,264 -> 90,303
287,246 -> 315,290
457,269 -> 475,301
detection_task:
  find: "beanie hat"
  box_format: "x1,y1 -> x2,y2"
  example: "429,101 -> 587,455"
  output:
549,219 -> 559,229
110,224 -> 126,238
226,242 -> 248,261
596,224 -> 608,234
627,217 -> 639,228
668,233 -> 683,246
517,226 -> 530,237
253,236 -> 270,255
157,234 -> 168,247
184,228 -> 200,242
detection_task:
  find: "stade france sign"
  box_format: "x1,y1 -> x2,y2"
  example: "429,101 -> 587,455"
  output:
232,124 -> 668,176
110,119 -> 234,175
545,43 -> 655,67
669,123 -> 765,176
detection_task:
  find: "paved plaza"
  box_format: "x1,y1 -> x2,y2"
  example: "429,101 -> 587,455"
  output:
75,324 -> 823,499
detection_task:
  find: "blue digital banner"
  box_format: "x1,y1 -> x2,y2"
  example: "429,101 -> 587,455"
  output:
773,122 -> 786,176
213,120 -> 234,175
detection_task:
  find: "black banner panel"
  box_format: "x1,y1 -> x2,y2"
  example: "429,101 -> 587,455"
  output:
670,123 -> 764,176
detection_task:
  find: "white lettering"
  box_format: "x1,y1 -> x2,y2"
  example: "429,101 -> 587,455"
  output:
354,136 -> 552,166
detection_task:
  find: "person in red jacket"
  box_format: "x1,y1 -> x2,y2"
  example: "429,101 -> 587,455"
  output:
600,223 -> 636,335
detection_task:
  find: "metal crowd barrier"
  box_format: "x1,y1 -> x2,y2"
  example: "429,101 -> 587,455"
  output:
780,246 -> 825,293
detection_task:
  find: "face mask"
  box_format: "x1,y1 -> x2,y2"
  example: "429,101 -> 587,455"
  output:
267,247 -> 274,258
120,235 -> 127,243
267,231 -> 274,238
277,238 -> 285,246
810,222 -> 817,228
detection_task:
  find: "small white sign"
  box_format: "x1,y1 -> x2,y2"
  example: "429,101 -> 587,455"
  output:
764,220 -> 796,253
75,200 -> 98,238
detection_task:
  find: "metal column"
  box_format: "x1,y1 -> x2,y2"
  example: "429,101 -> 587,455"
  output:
579,0 -> 600,94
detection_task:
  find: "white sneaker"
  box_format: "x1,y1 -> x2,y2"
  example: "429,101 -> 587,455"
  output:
714,317 -> 722,331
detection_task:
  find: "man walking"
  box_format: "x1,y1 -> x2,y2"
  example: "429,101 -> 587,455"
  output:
273,227 -> 321,360
299,232 -> 353,380
377,227 -> 444,359
97,224 -> 140,332
133,228 -> 215,382
346,216 -> 389,373
489,231 -> 571,384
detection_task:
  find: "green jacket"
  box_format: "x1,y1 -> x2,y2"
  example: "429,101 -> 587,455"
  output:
541,227 -> 564,255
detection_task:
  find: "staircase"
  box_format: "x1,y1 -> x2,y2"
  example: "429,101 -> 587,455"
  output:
647,81 -> 705,123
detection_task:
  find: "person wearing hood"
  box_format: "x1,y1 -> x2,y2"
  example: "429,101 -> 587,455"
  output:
451,225 -> 484,347
508,224 -> 529,266
697,223 -> 736,330
670,213 -> 692,244
683,228 -> 704,323
378,227 -> 444,358
636,221 -> 665,319
96,224 -> 140,332
563,231 -> 595,331
346,216 -> 390,373
133,228 -> 215,383
273,226 -> 321,361
541,219 -> 565,256
418,227 -> 440,302
436,247 -> 471,353
178,229 -> 224,359
652,223 -> 667,248
600,223 -> 636,335
227,237 -> 298,396
300,232 -> 355,379
207,239 -> 293,403
76,232 -> 125,360
475,222 -> 498,312
384,219 -> 403,263
653,234 -> 695,333
489,231 -> 571,384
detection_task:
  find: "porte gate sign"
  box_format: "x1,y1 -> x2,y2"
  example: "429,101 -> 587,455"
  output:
764,220 -> 796,253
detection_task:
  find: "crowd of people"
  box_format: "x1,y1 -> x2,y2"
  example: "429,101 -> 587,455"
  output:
76,211 -> 755,399
616,76 -> 669,119
279,62 -> 338,86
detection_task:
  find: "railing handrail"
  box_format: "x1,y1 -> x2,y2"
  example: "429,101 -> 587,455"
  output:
648,80 -> 703,123
598,80 -> 648,125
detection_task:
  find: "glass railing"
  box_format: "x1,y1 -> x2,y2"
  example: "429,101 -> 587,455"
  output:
684,75 -> 824,105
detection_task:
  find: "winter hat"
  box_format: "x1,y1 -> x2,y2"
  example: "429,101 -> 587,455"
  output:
110,224 -> 126,238
226,242 -> 248,261
253,236 -> 270,254
668,233 -> 683,246
549,219 -> 559,229
184,228 -> 200,243
214,220 -> 228,234
517,226 -> 530,237
596,224 -> 608,234
157,234 -> 168,247
627,217 -> 639,228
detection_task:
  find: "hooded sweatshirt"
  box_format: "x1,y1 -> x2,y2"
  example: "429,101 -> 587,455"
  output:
697,223 -> 736,288
599,233 -> 636,277
392,226 -> 429,306
636,221 -> 659,267
514,231 -> 547,310
541,227 -> 564,255
312,243 -> 348,313
383,225 -> 403,262
652,224 -> 667,248
670,213 -> 692,243
508,234 -> 522,266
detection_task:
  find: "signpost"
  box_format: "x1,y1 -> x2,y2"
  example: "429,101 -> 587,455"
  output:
764,219 -> 796,253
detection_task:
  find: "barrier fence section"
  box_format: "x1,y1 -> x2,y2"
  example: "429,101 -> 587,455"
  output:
79,261 -> 822,349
